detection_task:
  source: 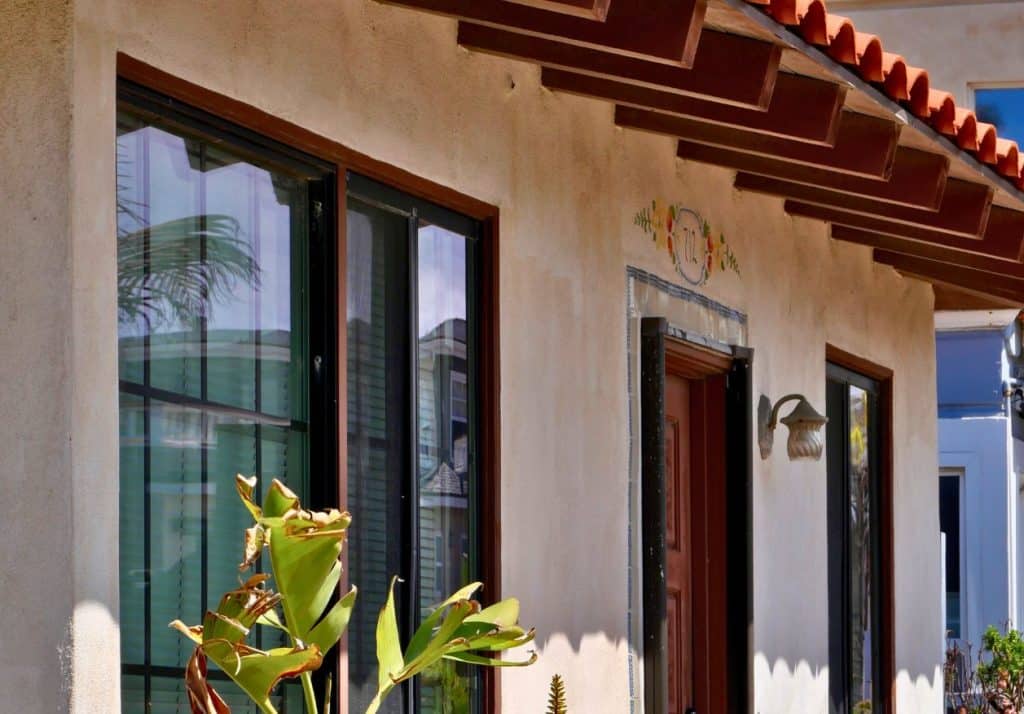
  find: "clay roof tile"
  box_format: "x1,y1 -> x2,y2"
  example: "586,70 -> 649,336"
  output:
745,0 -> 1024,184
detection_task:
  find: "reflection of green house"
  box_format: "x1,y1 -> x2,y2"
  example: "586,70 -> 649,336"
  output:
418,318 -> 470,603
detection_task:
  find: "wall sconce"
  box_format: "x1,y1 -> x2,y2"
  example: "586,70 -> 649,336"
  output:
757,394 -> 828,461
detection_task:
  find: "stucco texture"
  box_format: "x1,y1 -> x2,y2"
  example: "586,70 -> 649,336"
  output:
1,0 -> 942,711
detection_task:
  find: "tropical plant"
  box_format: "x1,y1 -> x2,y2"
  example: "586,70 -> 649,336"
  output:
546,673 -> 567,714
944,625 -> 1024,713
170,475 -> 536,714
977,626 -> 1024,712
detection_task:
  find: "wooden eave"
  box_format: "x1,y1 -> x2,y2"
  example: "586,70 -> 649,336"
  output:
379,0 -> 1024,309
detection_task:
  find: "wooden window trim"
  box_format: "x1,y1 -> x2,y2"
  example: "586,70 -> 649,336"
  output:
825,344 -> 895,713
116,53 -> 502,714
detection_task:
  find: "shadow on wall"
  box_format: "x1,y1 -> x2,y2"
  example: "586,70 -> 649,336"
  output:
751,655 -> 942,712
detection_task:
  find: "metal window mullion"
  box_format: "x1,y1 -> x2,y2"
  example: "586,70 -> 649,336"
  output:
466,230 -> 483,714
199,143 -> 209,617
140,126 -> 154,712
406,210 -> 421,714
842,385 -> 853,714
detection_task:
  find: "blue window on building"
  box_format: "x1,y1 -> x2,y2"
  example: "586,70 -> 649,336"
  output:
976,87 -> 1024,146
936,330 -> 1004,418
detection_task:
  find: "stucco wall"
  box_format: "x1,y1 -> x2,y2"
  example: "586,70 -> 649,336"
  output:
840,1 -> 1024,106
1,0 -> 943,711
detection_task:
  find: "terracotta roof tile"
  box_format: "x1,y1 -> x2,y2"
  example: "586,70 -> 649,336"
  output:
745,0 -> 1024,187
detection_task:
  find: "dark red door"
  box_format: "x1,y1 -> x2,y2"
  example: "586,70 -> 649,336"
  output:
665,374 -> 693,712
664,370 -> 728,714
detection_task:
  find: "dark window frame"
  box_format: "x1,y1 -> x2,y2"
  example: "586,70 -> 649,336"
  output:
116,54 -> 502,714
826,345 -> 895,714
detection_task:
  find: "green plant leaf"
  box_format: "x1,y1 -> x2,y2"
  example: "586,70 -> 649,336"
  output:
465,597 -> 520,627
444,650 -> 539,667
406,581 -> 482,662
170,576 -> 318,714
367,577 -> 405,714
308,586 -> 358,654
229,646 -> 324,710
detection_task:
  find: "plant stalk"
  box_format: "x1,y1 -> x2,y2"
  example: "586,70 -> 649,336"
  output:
301,671 -> 319,714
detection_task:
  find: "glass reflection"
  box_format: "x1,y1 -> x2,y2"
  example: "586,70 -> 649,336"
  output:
117,109 -> 310,713
848,385 -> 872,710
417,222 -> 476,714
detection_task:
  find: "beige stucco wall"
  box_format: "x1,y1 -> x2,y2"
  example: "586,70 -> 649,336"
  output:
0,0 -> 943,711
836,1 -> 1024,106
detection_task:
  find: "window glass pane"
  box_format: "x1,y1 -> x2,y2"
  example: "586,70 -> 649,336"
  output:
417,222 -> 478,714
976,87 -> 1024,147
848,384 -> 872,710
346,194 -> 408,714
117,107 -> 312,709
345,175 -> 482,714
940,475 -> 962,639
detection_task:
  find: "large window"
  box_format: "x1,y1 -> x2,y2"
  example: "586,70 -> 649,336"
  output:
117,82 -> 486,713
826,361 -> 890,714
116,83 -> 337,711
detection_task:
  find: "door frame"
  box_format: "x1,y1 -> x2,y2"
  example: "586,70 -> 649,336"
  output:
640,318 -> 753,714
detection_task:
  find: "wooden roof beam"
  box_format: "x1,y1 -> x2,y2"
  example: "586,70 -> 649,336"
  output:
932,283 -> 1021,310
678,142 -> 948,209
503,0 -> 611,21
458,23 -> 780,109
381,0 -> 704,64
543,68 -> 845,145
786,202 -> 1024,260
737,174 -> 992,238
618,106 -> 899,178
874,250 -> 1024,303
831,225 -> 1024,276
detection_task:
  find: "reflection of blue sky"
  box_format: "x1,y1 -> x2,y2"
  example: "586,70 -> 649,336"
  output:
346,214 -> 467,338
976,88 -> 1024,146
418,224 -> 466,337
117,126 -> 296,336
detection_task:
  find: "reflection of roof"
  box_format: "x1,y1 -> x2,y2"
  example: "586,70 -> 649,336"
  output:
749,0 -> 1023,184
422,461 -> 467,497
421,318 -> 466,345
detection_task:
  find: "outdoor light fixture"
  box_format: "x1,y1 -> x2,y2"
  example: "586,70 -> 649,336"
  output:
757,394 -> 828,461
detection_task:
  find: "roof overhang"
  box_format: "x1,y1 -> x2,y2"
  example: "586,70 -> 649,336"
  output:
380,0 -> 1024,309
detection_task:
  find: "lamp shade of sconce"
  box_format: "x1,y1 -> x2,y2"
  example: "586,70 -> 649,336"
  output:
758,394 -> 828,461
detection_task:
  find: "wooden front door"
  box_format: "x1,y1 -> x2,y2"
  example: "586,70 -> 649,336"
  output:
665,373 -> 694,712
665,369 -> 728,714
641,320 -> 749,714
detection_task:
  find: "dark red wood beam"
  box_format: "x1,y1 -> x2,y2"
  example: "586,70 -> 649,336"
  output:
786,202 -> 1024,260
543,68 -> 844,145
678,141 -> 948,209
737,174 -> 992,238
503,0 -> 611,21
382,0 -> 704,64
874,250 -> 1024,303
831,225 -> 1024,276
933,282 -> 1021,310
458,23 -> 780,109
617,106 -> 899,178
